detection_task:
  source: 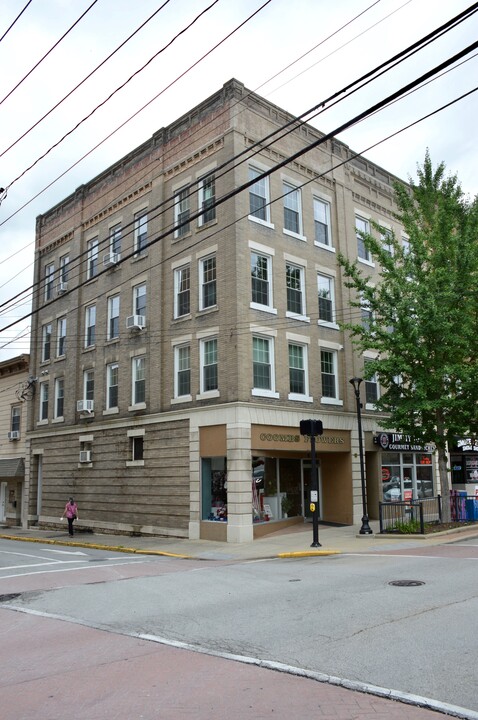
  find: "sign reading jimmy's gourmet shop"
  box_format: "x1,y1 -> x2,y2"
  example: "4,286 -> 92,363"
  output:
374,433 -> 435,453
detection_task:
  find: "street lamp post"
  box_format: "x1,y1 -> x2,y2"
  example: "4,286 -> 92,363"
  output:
349,377 -> 373,535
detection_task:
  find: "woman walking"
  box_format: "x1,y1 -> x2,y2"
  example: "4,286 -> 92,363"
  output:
61,497 -> 78,537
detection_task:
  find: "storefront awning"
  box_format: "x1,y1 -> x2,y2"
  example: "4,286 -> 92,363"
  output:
0,458 -> 25,478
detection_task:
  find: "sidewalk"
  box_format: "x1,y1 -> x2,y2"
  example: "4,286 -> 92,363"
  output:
2,519 -> 478,560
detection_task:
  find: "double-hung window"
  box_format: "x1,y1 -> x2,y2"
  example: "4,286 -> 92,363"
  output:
288,342 -> 309,398
200,338 -> 218,393
283,182 -> 302,236
59,255 -> 69,284
317,274 -> 336,325
39,382 -> 49,421
361,296 -> 373,332
134,283 -> 147,322
106,362 -> 119,409
54,378 -> 64,419
174,265 -> 190,318
364,359 -> 379,406
44,263 -> 55,301
252,335 -> 277,397
286,263 -> 306,318
11,406 -> 21,434
57,317 -> 66,357
42,323 -> 52,362
134,212 -> 148,254
132,356 -> 146,405
249,167 -> 270,223
87,238 -> 99,279
85,305 -> 96,348
251,251 -> 274,311
199,255 -> 216,310
356,216 -> 372,263
174,344 -> 191,398
380,226 -> 393,256
83,369 -> 94,403
198,174 -> 215,225
109,224 -> 121,255
314,197 -> 332,247
107,295 -> 120,340
174,187 -> 190,237
320,349 -> 339,400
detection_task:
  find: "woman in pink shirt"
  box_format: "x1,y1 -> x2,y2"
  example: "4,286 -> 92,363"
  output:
61,497 -> 78,537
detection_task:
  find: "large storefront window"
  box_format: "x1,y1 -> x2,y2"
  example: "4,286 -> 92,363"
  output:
202,457 -> 227,521
252,456 -> 303,522
381,451 -> 433,502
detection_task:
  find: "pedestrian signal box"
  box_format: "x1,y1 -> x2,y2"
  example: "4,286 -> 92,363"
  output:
300,419 -> 323,436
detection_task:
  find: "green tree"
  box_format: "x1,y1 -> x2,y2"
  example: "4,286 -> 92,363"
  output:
339,152 -> 478,521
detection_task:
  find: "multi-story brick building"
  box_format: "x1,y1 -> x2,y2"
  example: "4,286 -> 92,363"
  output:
26,79 -> 436,542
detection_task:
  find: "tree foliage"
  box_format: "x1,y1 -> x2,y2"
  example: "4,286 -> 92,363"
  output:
338,152 -> 478,516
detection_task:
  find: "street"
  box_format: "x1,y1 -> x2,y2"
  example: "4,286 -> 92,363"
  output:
1,536 -> 477,719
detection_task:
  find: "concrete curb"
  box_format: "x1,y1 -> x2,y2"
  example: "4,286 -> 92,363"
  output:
277,550 -> 342,558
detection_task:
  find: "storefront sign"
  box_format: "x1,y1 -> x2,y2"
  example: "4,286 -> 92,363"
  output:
454,438 -> 478,452
252,425 -> 349,452
374,432 -> 435,453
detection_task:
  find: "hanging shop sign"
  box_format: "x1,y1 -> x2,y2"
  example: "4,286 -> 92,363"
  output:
374,432 -> 435,453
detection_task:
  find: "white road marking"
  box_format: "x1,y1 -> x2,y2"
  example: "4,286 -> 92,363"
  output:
44,549 -> 88,556
0,558 -> 147,580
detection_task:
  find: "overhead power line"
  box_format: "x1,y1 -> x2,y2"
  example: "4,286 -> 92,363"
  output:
0,0 -> 34,43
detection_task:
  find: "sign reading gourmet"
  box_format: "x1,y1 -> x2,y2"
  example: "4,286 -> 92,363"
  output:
252,425 -> 350,452
374,433 -> 435,453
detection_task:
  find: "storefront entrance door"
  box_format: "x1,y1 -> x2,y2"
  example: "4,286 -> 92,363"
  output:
303,461 -> 321,521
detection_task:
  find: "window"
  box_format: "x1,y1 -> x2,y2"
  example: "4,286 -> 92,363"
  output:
199,255 -> 216,310
402,234 -> 410,255
286,263 -> 305,317
134,211 -> 148,254
283,182 -> 302,236
174,265 -> 190,318
54,378 -> 64,418
198,174 -> 215,225
200,338 -> 218,393
57,317 -> 66,357
252,335 -> 276,394
87,237 -> 99,279
174,345 -> 191,398
11,406 -> 21,433
364,360 -> 379,406
106,362 -> 119,409
42,323 -> 52,362
314,198 -> 332,247
356,216 -> 371,262
131,436 -> 144,461
361,297 -> 373,332
380,227 -> 393,256
39,382 -> 49,421
132,356 -> 146,405
85,305 -> 96,348
317,274 -> 335,325
133,283 -> 147,320
44,263 -> 55,301
59,255 -> 69,287
249,167 -> 270,223
288,343 -> 307,396
107,295 -> 120,340
321,350 -> 338,399
174,187 -> 190,237
251,251 -> 273,310
109,224 -> 121,255
83,369 -> 94,402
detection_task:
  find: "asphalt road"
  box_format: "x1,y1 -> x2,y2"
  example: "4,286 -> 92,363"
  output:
1,537 -> 477,719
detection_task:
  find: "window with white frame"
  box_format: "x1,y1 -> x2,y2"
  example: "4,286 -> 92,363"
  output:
39,382 -> 49,421
42,323 -> 52,362
252,335 -> 276,394
361,295 -> 373,332
87,237 -> 99,279
132,356 -> 146,405
283,182 -> 302,236
134,211 -> 148,254
174,344 -> 191,398
109,224 -> 121,255
106,362 -> 119,409
83,369 -> 94,402
11,406 -> 21,433
44,263 -> 55,301
107,295 -> 120,340
355,216 -> 371,262
174,265 -> 190,318
286,262 -> 305,317
251,251 -> 273,310
85,305 -> 96,348
198,174 -> 215,225
317,274 -> 335,325
54,377 -> 64,419
199,255 -> 216,310
314,197 -> 332,247
57,317 -> 66,357
174,187 -> 190,237
364,359 -> 379,406
59,255 -> 69,283
200,338 -> 218,393
288,343 -> 308,397
380,226 -> 393,256
249,167 -> 270,223
320,349 -> 338,399
133,283 -> 146,320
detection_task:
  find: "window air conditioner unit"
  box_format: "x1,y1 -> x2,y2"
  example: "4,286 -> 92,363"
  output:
103,252 -> 120,268
77,399 -> 94,413
8,431 -> 20,441
79,450 -> 91,463
126,314 -> 145,330
57,281 -> 68,294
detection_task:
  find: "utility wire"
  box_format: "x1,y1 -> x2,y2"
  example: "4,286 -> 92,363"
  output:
0,0 -> 100,107
0,0 -> 34,43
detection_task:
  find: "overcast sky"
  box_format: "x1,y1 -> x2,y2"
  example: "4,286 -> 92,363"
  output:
0,0 -> 476,361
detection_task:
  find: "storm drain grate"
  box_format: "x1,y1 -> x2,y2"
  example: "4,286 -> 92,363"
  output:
389,580 -> 425,587
0,593 -> 21,602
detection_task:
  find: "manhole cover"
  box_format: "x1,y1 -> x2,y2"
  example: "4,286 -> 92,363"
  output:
0,593 -> 21,602
389,580 -> 425,587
